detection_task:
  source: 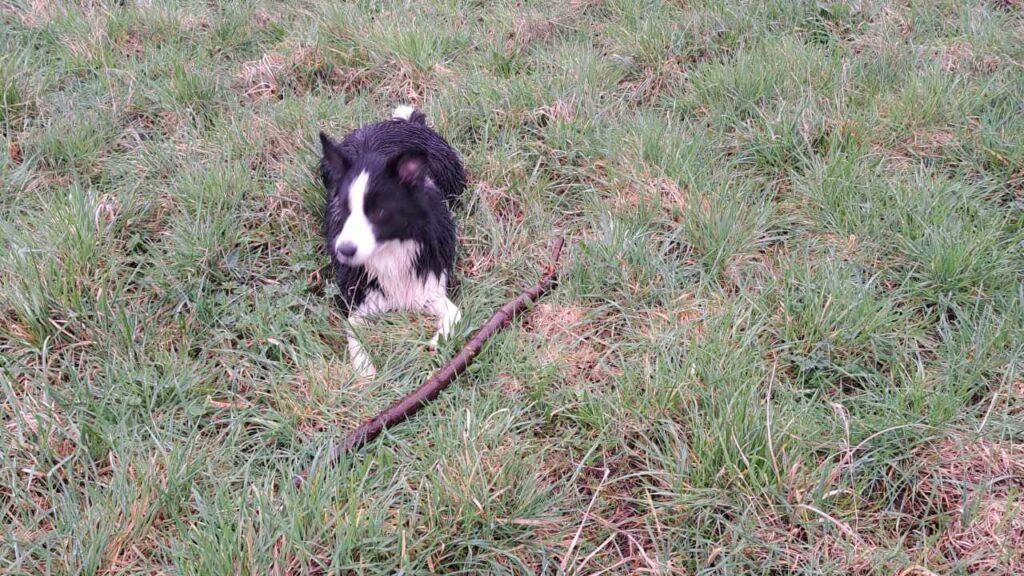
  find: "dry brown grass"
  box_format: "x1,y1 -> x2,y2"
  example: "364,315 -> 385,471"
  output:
7,138 -> 23,165
246,117 -> 302,175
238,53 -> 287,100
618,60 -> 688,106
114,30 -> 145,60
569,0 -> 601,12
373,59 -> 454,109
457,180 -> 527,280
6,0 -> 61,27
912,436 -> 1024,574
523,98 -> 578,126
749,509 -> 880,575
916,41 -> 1006,74
252,9 -> 273,29
237,42 -> 329,101
988,0 -> 1024,12
902,129 -> 959,159
525,303 -> 608,384
458,239 -> 497,280
3,374 -> 80,493
505,12 -> 558,55
607,173 -> 689,222
851,4 -> 912,50
475,180 -> 524,224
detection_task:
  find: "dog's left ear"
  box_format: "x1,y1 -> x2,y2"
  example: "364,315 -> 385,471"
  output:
319,131 -> 351,185
387,151 -> 427,187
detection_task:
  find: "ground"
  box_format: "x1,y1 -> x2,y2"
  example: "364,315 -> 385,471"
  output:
1,0 -> 1023,574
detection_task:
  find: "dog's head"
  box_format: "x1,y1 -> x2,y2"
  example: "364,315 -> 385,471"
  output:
320,132 -> 428,266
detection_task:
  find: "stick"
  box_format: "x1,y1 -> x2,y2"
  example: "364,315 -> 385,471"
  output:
294,236 -> 565,488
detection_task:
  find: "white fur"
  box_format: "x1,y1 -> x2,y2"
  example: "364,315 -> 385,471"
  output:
392,105 -> 415,121
426,296 -> 462,350
346,313 -> 376,379
334,171 -> 376,264
344,239 -> 461,378
365,241 -> 440,309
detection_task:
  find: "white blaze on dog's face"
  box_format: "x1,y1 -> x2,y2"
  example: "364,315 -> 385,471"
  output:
326,149 -> 429,267
333,170 -> 376,265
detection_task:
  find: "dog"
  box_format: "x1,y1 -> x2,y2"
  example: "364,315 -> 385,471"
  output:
319,106 -> 465,379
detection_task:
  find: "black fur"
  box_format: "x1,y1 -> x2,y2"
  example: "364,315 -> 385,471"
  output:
319,113 -> 465,315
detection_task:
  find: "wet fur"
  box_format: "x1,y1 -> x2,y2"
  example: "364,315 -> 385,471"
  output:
319,108 -> 466,377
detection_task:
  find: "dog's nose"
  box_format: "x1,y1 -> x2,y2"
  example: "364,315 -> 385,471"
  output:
337,243 -> 357,258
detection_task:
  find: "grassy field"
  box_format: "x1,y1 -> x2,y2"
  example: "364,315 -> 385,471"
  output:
2,0 -> 1023,574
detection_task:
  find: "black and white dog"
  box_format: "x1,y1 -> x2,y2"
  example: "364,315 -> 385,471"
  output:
319,106 -> 465,378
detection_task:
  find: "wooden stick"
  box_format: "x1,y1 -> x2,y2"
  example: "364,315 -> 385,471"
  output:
294,236 -> 565,488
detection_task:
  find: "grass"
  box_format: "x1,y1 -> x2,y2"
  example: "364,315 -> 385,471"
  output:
1,0 -> 1023,574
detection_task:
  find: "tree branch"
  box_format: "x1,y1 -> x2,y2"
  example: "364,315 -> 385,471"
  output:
294,236 -> 565,488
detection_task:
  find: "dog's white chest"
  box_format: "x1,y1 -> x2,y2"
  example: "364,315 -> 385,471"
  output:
362,240 -> 446,312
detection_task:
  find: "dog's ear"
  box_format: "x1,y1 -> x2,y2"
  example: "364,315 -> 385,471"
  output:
387,150 -> 428,187
319,131 -> 351,184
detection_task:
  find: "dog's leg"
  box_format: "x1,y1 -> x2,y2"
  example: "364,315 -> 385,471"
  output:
426,296 -> 462,351
346,313 -> 376,380
345,291 -> 392,380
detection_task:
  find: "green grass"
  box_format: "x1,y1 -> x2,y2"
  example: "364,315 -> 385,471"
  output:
2,1 -> 1023,574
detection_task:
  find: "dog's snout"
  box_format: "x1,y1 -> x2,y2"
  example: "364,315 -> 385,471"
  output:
337,243 -> 357,258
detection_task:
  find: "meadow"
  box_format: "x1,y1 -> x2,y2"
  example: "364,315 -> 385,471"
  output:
2,0 -> 1023,574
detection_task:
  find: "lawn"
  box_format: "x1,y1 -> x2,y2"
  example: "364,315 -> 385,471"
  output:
2,0 -> 1023,574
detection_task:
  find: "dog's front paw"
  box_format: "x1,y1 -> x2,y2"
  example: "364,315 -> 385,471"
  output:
350,346 -> 377,380
347,328 -> 377,380
354,360 -> 377,380
427,332 -> 440,353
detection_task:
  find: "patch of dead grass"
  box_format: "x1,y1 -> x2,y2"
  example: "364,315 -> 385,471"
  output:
749,508 -> 880,574
522,98 -> 577,126
246,117 -> 302,175
649,176 -> 688,219
569,0 -> 601,12
238,42 -> 332,101
503,4 -> 588,57
903,129 -> 959,158
494,373 -> 525,398
114,30 -> 145,60
252,9 -> 273,29
474,180 -> 524,224
180,13 -> 210,33
525,303 -> 607,383
457,180 -> 528,279
3,375 -> 81,488
375,60 -> 453,108
5,0 -> 61,27
555,454 -> 686,575
617,60 -> 688,106
872,142 -> 918,171
988,0 -> 1024,12
913,436 -> 1024,574
915,41 -> 1005,74
8,138 -> 23,165
506,12 -> 558,55
266,180 -> 307,230
115,111 -> 157,153
458,238 -> 498,279
609,173 -> 689,222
